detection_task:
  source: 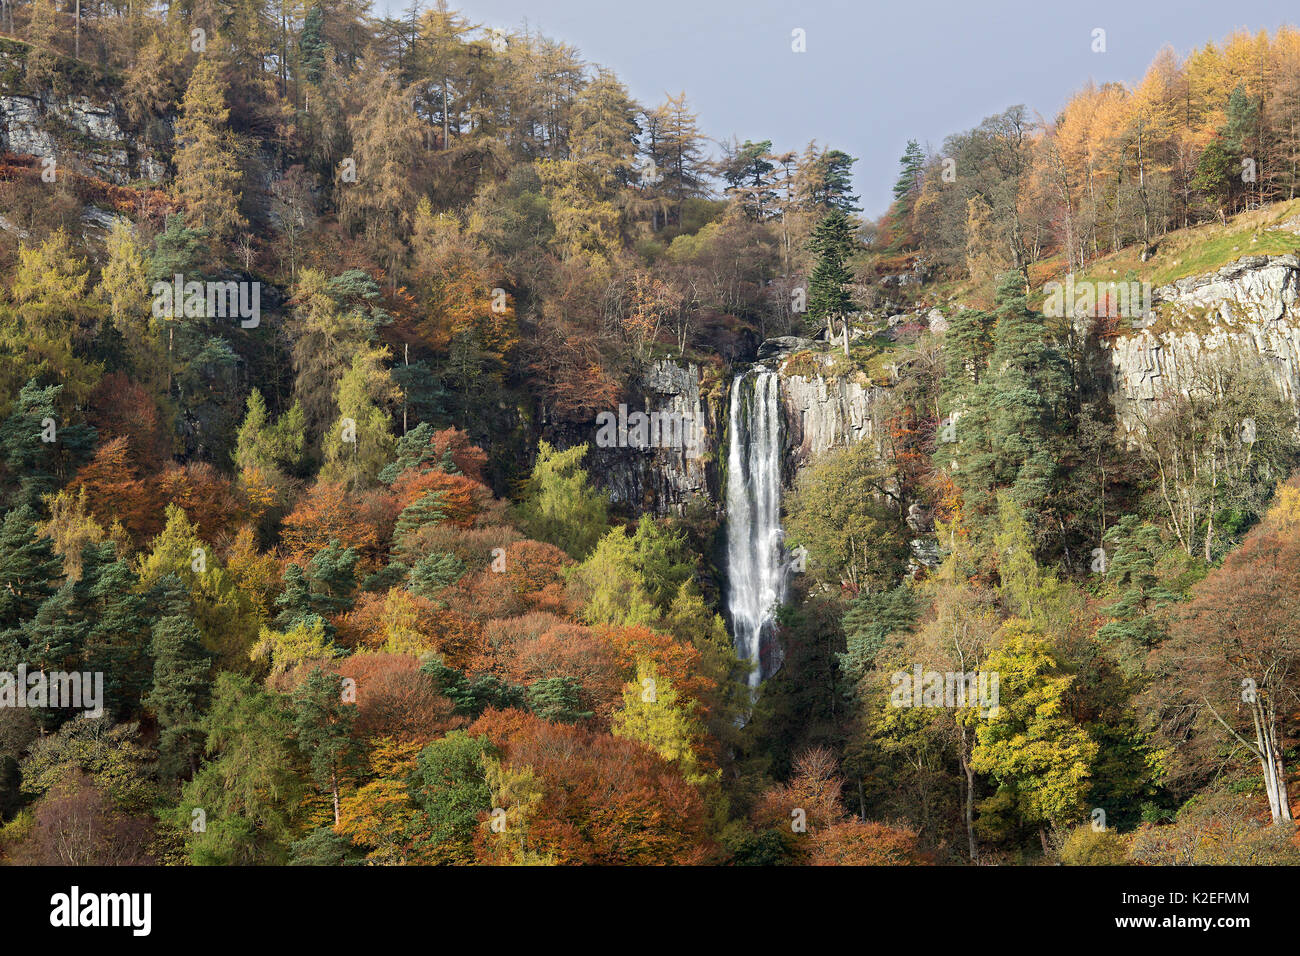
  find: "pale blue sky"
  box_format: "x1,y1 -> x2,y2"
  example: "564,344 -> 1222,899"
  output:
376,0 -> 1298,216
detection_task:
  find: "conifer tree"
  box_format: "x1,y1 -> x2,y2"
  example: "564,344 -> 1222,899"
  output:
807,210 -> 856,334
0,505 -> 63,633
145,575 -> 213,781
174,57 -> 247,244
892,140 -> 926,203
516,442 -> 608,559
292,666 -> 360,825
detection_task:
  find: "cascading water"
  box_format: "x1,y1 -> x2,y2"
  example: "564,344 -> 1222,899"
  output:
724,368 -> 789,688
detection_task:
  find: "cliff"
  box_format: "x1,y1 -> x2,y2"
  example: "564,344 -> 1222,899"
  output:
1106,254 -> 1300,433
574,358 -> 719,516
778,352 -> 882,470
0,38 -> 165,185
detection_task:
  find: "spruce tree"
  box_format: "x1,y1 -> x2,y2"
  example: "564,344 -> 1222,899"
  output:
146,605 -> 213,782
299,5 -> 327,84
807,210 -> 856,333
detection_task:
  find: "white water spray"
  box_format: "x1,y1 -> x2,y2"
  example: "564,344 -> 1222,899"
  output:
725,368 -> 789,688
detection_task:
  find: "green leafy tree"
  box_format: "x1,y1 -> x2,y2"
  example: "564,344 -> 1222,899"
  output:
784,439 -> 907,592
407,731 -> 494,864
516,441 -> 608,559
611,662 -> 711,784
145,576 -> 214,783
971,621 -> 1098,851
0,505 -> 63,633
180,672 -> 304,865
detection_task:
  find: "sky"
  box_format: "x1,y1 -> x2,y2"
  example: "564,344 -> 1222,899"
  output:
375,0 -> 1299,217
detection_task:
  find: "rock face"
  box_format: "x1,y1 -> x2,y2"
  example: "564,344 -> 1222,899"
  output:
570,346 -> 885,515
1106,254 -> 1300,433
776,349 -> 882,469
757,336 -> 817,360
0,45 -> 165,184
585,359 -> 718,515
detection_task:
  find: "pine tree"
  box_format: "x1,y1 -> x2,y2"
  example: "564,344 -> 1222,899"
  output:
1095,517 -> 1180,654
952,274 -> 1070,532
0,380 -> 96,508
378,421 -> 438,483
892,140 -> 926,203
0,505 -> 63,632
407,550 -> 464,598
273,542 -> 358,634
525,677 -> 592,724
798,144 -> 862,213
80,542 -> 151,715
838,586 -> 917,699
292,666 -> 360,825
393,490 -> 446,552
391,361 -> 447,437
720,139 -> 777,220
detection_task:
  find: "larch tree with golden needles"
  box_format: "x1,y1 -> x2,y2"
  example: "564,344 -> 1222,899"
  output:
174,57 -> 247,245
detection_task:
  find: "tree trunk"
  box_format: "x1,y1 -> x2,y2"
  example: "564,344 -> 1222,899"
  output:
959,724 -> 978,862
1250,700 -> 1292,824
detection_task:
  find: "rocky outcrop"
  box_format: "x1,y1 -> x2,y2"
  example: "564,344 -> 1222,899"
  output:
775,349 -> 883,469
1106,254 -> 1300,433
582,359 -> 718,516
0,44 -> 165,184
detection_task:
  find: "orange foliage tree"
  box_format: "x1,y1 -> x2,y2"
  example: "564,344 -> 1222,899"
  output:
333,653 -> 463,744
468,709 -> 715,864
280,480 -> 382,563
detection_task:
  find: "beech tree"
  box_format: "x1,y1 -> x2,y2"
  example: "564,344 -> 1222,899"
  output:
1152,481 -> 1300,824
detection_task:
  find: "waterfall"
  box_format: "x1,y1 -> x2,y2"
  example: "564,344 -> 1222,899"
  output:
725,368 -> 789,688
